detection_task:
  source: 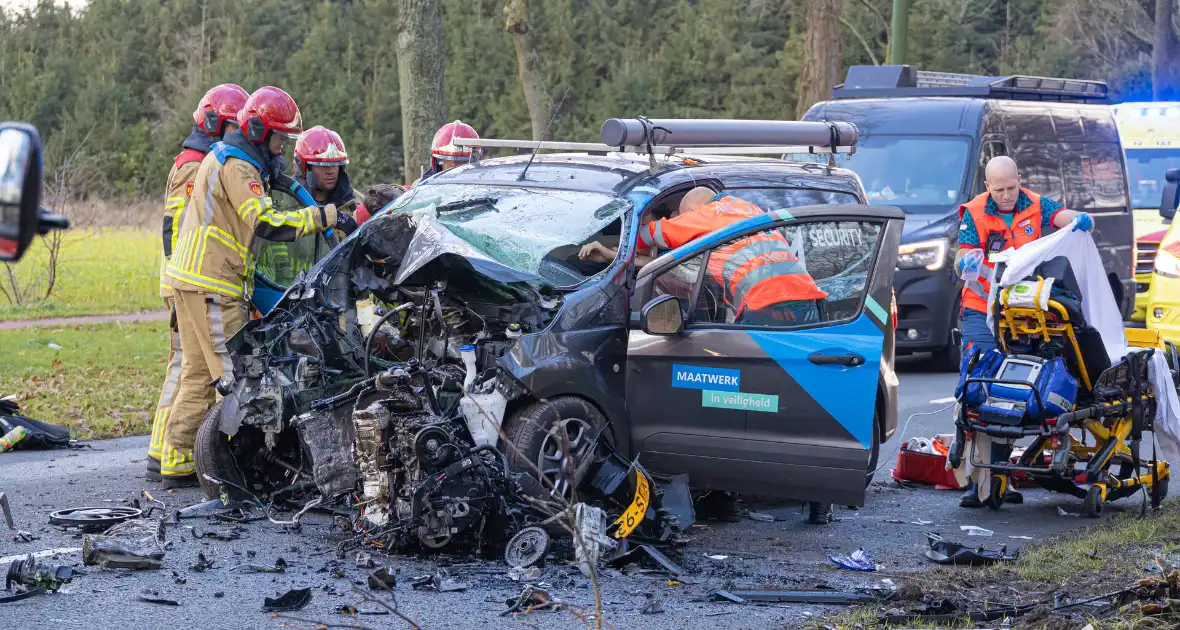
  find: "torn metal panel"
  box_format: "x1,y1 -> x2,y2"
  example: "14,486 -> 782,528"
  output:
82,519 -> 166,570
292,408 -> 357,499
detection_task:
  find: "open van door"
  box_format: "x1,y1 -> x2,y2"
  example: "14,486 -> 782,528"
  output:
625,203 -> 904,506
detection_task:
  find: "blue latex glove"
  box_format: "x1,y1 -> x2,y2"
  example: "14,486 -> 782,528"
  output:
1071,212 -> 1094,232
957,249 -> 982,275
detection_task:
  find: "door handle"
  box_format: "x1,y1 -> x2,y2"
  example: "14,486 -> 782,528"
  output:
808,352 -> 865,367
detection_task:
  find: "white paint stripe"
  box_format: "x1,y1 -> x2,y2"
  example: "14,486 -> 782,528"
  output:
0,548 -> 82,565
929,397 -> 957,405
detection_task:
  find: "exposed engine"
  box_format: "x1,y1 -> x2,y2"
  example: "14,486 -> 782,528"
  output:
202,209 -> 688,560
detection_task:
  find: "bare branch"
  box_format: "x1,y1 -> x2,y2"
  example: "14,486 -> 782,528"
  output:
841,16 -> 881,65
855,0 -> 889,30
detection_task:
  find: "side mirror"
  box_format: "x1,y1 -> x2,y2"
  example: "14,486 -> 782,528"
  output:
0,123 -> 67,262
641,294 -> 684,336
1161,168 -> 1180,222
0,123 -> 43,262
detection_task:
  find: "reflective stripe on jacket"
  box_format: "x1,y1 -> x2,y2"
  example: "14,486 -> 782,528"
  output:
639,196 -> 827,314
959,188 -> 1044,314
159,152 -> 204,298
165,151 -> 337,299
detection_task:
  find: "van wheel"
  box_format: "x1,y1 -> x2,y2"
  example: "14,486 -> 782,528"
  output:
502,397 -> 606,500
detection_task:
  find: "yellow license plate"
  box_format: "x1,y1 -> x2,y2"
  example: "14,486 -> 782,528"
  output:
613,467 -> 650,539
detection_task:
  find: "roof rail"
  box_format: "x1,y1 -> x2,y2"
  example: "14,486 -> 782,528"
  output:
454,118 -> 858,156
832,65 -> 1109,103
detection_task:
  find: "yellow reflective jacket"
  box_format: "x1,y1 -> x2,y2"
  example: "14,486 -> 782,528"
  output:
159,155 -> 202,298
166,149 -> 337,299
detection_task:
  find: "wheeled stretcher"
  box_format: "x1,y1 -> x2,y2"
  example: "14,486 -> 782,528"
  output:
949,254 -> 1179,516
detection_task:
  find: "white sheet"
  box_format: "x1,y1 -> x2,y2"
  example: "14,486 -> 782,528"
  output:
985,228 -> 1180,465
986,229 -> 1127,360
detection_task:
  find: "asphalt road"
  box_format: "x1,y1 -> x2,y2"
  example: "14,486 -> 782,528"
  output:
0,358 -> 1139,629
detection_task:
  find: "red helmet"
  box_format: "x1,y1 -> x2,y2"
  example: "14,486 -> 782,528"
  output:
237,86 -> 303,144
430,120 -> 480,165
294,126 -> 348,176
192,84 -> 248,136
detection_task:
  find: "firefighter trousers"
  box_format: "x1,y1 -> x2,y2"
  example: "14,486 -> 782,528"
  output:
148,296 -> 183,463
162,290 -> 246,477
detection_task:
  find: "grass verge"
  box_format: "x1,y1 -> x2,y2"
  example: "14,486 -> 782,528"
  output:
813,501 -> 1180,629
1,228 -> 161,321
0,321 -> 167,439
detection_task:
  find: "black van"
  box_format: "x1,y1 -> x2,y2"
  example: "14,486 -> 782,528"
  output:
801,65 -> 1135,370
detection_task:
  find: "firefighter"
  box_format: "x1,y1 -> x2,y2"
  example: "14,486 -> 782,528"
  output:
147,83 -> 248,482
581,187 -> 836,525
954,155 -> 1092,508
294,126 -> 357,222
411,120 -> 481,186
161,86 -> 349,487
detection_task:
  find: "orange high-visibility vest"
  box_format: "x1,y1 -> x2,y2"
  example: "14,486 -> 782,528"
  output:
959,189 -> 1045,314
640,196 -> 828,314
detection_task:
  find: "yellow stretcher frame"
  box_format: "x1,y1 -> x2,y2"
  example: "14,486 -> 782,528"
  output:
980,283 -> 1173,514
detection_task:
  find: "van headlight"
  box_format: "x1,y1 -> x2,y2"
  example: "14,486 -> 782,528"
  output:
897,239 -> 948,271
1155,244 -> 1180,279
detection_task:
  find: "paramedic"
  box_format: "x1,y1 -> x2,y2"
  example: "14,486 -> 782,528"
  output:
954,155 -> 1092,508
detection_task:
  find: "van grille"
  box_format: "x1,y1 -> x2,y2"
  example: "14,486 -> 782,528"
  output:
1137,241 -> 1160,275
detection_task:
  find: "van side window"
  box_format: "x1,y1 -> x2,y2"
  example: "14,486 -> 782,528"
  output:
672,220 -> 882,329
1010,143 -> 1064,200
1061,144 -> 1128,210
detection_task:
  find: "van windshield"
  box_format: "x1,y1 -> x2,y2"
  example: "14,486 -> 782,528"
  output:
1126,148 -> 1180,209
789,135 -> 971,212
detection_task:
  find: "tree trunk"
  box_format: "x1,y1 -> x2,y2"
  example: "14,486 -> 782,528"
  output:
505,0 -> 549,141
1154,0 -> 1180,100
396,0 -> 446,184
795,0 -> 845,119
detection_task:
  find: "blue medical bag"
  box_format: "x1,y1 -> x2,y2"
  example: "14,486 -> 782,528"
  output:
955,348 -> 1005,407
979,355 -> 1078,425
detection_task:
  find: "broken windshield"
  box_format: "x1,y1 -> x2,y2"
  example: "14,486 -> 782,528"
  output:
388,184 -> 631,286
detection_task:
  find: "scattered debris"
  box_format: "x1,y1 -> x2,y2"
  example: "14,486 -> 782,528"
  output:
911,519 -> 934,525
50,507 -> 142,531
1058,506 -> 1080,517
704,554 -> 728,561
828,549 -> 877,572
176,498 -> 225,519
503,585 -> 559,615
960,525 -> 994,537
262,588 -> 312,613
230,557 -> 287,574
355,552 -> 375,569
172,571 -> 186,585
82,518 -> 166,570
504,527 -> 549,568
640,592 -> 665,614
367,567 -> 396,590
747,511 -> 776,523
190,552 -> 214,572
708,589 -> 748,604
924,533 -> 1017,566
1010,535 -> 1034,540
11,531 -> 37,543
507,566 -> 542,582
191,527 -> 243,541
336,604 -> 391,616
0,493 -> 13,530
0,548 -> 82,565
5,554 -> 74,592
572,503 -> 614,578
609,544 -> 684,577
213,592 -> 224,599
410,571 -> 468,592
137,590 -> 180,607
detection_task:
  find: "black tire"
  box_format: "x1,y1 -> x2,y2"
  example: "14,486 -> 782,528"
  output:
502,396 -> 607,499
1084,485 -> 1105,517
1154,478 -> 1170,508
985,476 -> 1005,510
865,407 -> 881,489
194,397 -> 245,500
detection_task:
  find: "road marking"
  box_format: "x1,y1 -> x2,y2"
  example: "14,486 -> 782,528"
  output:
929,397 -> 957,405
0,547 -> 81,565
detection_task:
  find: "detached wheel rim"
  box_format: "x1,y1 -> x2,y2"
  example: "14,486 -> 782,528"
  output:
537,417 -> 593,498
